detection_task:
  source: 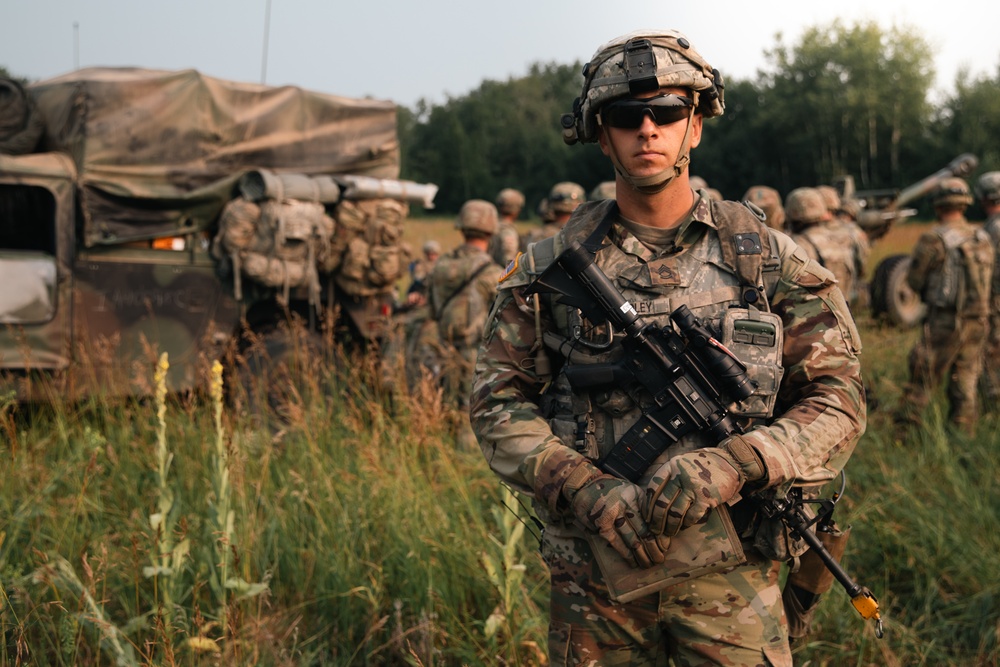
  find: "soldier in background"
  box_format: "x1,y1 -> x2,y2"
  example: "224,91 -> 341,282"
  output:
819,185 -> 871,310
689,175 -> 709,191
787,187 -> 866,312
425,199 -> 503,448
522,181 -> 585,248
490,188 -> 525,268
404,239 -> 442,309
974,172 -> 1000,408
895,177 -> 994,435
589,180 -> 617,201
742,184 -> 786,232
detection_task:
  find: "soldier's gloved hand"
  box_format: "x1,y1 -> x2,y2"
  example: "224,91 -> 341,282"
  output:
644,436 -> 767,537
563,462 -> 665,568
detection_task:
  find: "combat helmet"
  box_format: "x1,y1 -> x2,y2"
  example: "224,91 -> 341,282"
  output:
547,182 -> 585,214
975,172 -> 1000,205
590,180 -> 617,201
742,185 -> 785,230
560,30 -> 725,194
689,176 -> 709,191
784,187 -> 827,227
931,177 -> 973,209
455,199 -> 499,236
494,188 -> 525,217
816,185 -> 841,214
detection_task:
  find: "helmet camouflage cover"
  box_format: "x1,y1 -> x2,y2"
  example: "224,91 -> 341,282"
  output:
548,181 -> 586,213
974,172 -> 1000,204
932,177 -> 973,208
784,187 -> 827,225
455,199 -> 499,235
495,188 -> 525,216
816,185 -> 841,213
742,185 -> 785,229
561,29 -> 725,146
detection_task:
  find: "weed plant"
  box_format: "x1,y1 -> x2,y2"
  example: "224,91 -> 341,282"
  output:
1,219 -> 998,665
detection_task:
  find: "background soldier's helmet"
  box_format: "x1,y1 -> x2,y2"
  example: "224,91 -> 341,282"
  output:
589,180 -> 617,201
784,187 -> 827,226
974,172 -> 1000,205
494,188 -> 525,216
742,185 -> 786,230
689,175 -> 709,191
931,177 -> 973,208
547,181 -> 585,213
455,199 -> 499,235
561,29 -> 725,145
422,239 -> 442,255
817,185 -> 841,213
839,197 -> 861,220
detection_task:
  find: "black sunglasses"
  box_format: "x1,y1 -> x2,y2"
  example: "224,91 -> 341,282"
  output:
600,94 -> 694,129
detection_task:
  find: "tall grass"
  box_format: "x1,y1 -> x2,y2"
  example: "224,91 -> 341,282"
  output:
1,217 -> 998,665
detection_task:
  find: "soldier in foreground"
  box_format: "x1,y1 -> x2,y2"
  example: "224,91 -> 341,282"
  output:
471,29 -> 866,666
977,172 -> 1000,407
895,178 -> 993,434
490,188 -> 525,267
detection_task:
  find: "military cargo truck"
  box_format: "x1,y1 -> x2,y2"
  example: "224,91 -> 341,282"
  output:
0,68 -> 436,400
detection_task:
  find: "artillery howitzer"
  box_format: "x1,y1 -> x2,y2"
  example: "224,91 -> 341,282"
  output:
835,154 -> 979,327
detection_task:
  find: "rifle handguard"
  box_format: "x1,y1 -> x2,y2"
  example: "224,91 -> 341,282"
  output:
720,435 -> 766,484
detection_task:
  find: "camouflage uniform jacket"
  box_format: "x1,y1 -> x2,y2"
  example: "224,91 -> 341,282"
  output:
984,212 -> 1000,312
471,196 -> 865,529
428,243 -> 503,349
792,218 -> 869,302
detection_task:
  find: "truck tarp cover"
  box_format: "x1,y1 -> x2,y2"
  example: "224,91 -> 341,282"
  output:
28,67 -> 401,246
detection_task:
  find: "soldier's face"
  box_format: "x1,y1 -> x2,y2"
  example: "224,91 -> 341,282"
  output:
597,87 -> 702,181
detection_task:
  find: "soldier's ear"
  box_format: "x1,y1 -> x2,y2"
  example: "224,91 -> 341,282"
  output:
597,125 -> 611,157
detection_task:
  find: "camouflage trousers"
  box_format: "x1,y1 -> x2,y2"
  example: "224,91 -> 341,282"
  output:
541,523 -> 793,667
981,315 -> 1000,411
899,314 -> 987,434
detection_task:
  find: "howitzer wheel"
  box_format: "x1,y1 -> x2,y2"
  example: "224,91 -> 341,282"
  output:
870,254 -> 925,328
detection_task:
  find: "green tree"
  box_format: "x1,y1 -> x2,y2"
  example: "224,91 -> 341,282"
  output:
762,20 -> 936,190
399,62 -> 607,215
941,65 -> 1000,173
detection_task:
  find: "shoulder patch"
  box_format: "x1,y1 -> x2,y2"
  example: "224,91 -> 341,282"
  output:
499,252 -> 522,283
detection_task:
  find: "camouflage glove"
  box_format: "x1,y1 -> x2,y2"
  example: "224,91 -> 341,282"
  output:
644,436 -> 766,537
563,461 -> 666,568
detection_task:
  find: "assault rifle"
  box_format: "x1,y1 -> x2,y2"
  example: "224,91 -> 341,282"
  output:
524,239 -> 884,638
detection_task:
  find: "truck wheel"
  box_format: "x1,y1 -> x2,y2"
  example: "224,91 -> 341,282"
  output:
230,326 -> 324,424
870,254 -> 925,328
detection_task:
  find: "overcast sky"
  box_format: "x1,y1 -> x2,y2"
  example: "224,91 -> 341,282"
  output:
3,0 -> 998,107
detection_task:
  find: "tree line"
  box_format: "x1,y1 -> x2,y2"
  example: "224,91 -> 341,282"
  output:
398,20 -> 1000,218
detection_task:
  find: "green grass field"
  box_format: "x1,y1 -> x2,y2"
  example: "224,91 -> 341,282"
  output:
2,217 -> 998,666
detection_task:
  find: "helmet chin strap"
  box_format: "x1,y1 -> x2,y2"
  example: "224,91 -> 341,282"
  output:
604,93 -> 699,195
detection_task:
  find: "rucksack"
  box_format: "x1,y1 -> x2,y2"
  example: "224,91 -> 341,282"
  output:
925,225 -> 993,317
431,253 -> 495,348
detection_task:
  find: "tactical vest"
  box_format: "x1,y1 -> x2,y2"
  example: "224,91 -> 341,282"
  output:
924,223 -> 993,319
523,199 -> 786,463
